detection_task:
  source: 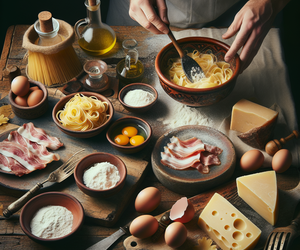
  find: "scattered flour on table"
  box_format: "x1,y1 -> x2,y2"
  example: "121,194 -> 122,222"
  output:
123,89 -> 155,107
30,205 -> 73,239
158,102 -> 214,129
83,162 -> 120,190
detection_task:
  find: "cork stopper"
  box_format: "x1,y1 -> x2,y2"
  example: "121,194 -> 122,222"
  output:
38,11 -> 53,32
88,0 -> 97,6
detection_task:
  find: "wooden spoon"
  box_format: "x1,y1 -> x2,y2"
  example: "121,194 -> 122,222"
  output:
167,28 -> 204,83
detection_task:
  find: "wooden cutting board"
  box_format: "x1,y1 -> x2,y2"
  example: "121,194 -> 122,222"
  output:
124,170 -> 300,249
0,95 -> 150,227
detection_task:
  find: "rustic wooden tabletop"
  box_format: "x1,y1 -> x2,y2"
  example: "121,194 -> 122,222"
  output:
0,25 -> 299,250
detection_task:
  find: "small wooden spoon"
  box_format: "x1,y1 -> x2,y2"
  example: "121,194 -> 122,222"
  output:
167,29 -> 204,83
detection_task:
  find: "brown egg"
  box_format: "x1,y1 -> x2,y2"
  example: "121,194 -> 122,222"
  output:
164,222 -> 187,248
30,86 -> 40,92
272,149 -> 292,173
27,89 -> 44,107
240,149 -> 264,172
129,215 -> 158,239
169,197 -> 195,223
14,95 -> 28,107
135,187 -> 161,213
11,76 -> 30,96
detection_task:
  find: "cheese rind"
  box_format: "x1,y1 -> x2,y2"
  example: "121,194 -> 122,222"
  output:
230,99 -> 278,133
236,171 -> 278,225
198,193 -> 261,250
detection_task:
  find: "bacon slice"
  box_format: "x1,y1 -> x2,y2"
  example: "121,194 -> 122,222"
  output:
17,122 -> 63,150
160,136 -> 222,174
0,154 -> 30,177
7,131 -> 60,164
0,141 -> 46,172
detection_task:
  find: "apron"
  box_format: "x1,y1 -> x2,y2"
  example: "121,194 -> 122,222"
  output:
107,0 -> 244,28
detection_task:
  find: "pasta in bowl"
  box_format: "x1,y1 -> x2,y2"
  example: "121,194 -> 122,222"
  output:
155,37 -> 240,107
52,92 -> 114,138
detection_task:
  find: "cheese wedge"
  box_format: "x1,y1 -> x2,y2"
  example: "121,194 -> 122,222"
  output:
236,171 -> 278,225
230,99 -> 278,133
198,193 -> 261,250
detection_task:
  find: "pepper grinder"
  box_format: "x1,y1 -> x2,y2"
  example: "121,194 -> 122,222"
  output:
83,60 -> 109,93
265,130 -> 299,156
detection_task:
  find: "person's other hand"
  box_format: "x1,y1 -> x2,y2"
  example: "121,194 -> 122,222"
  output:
222,0 -> 275,73
129,0 -> 169,34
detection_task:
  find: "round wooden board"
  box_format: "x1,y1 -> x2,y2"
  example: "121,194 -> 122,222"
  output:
151,125 -> 236,195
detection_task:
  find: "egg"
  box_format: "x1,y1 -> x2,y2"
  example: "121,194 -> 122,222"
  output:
114,134 -> 129,145
122,126 -> 138,137
130,135 -> 145,146
14,95 -> 28,107
11,76 -> 30,96
27,89 -> 44,107
240,149 -> 264,172
169,197 -> 195,223
30,86 -> 40,92
129,215 -> 158,239
272,149 -> 292,173
164,222 -> 187,248
135,187 -> 161,213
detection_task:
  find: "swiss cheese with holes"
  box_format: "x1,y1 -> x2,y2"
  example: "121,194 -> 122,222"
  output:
198,193 -> 261,250
237,171 -> 278,226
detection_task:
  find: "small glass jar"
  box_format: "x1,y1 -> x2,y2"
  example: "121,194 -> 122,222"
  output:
116,39 -> 144,86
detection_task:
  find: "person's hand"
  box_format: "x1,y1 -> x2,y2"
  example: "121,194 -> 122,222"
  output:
129,0 -> 169,34
222,0 -> 279,73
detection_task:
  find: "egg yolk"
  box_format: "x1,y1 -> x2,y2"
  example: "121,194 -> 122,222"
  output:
114,134 -> 129,145
130,135 -> 145,146
122,126 -> 138,138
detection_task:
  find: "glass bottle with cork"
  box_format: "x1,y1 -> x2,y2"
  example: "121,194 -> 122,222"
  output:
75,0 -> 116,56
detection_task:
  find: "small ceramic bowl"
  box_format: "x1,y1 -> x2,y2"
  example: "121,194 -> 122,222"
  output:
52,92 -> 114,138
9,79 -> 48,119
106,116 -> 152,154
155,37 -> 240,107
20,192 -> 84,244
74,152 -> 127,198
118,83 -> 158,113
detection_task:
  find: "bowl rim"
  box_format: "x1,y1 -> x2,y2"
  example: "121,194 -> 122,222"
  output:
106,116 -> 152,149
155,36 -> 241,93
52,91 -> 114,134
9,80 -> 48,109
74,152 -> 127,192
19,191 -> 84,242
118,83 -> 158,108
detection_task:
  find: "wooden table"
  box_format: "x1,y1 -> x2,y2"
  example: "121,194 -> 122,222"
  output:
0,25 -> 300,250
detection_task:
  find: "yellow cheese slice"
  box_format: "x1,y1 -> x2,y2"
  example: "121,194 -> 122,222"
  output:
236,171 -> 278,225
230,99 -> 278,133
198,193 -> 261,250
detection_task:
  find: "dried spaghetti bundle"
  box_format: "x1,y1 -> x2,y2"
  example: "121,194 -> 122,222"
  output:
23,15 -> 82,87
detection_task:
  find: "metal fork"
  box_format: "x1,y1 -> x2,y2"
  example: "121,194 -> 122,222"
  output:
2,149 -> 85,218
264,206 -> 300,250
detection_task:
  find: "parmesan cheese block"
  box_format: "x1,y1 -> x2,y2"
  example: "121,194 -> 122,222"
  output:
230,99 -> 278,133
198,193 -> 261,250
236,171 -> 278,225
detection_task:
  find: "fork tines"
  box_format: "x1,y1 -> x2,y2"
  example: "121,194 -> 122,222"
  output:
265,232 -> 291,250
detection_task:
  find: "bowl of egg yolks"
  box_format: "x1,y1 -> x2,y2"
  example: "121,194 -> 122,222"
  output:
106,116 -> 152,154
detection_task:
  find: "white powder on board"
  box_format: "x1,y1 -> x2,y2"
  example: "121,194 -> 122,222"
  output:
83,162 -> 120,190
159,102 -> 214,129
30,205 -> 73,239
123,89 -> 155,107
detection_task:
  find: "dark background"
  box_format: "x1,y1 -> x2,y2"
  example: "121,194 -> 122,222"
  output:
0,0 -> 299,127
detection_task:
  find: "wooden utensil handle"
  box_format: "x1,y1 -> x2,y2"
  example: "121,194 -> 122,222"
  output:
167,29 -> 185,58
2,183 -> 43,218
280,130 -> 299,144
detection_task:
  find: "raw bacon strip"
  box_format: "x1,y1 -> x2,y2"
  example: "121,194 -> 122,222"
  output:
161,147 -> 201,170
204,143 -> 223,155
191,162 -> 210,174
170,136 -> 204,148
0,141 -> 45,171
17,122 -> 63,150
7,131 -> 60,164
0,154 -> 30,177
200,151 -> 221,166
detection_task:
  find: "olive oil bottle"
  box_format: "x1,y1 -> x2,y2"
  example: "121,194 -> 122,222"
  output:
75,0 -> 116,56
